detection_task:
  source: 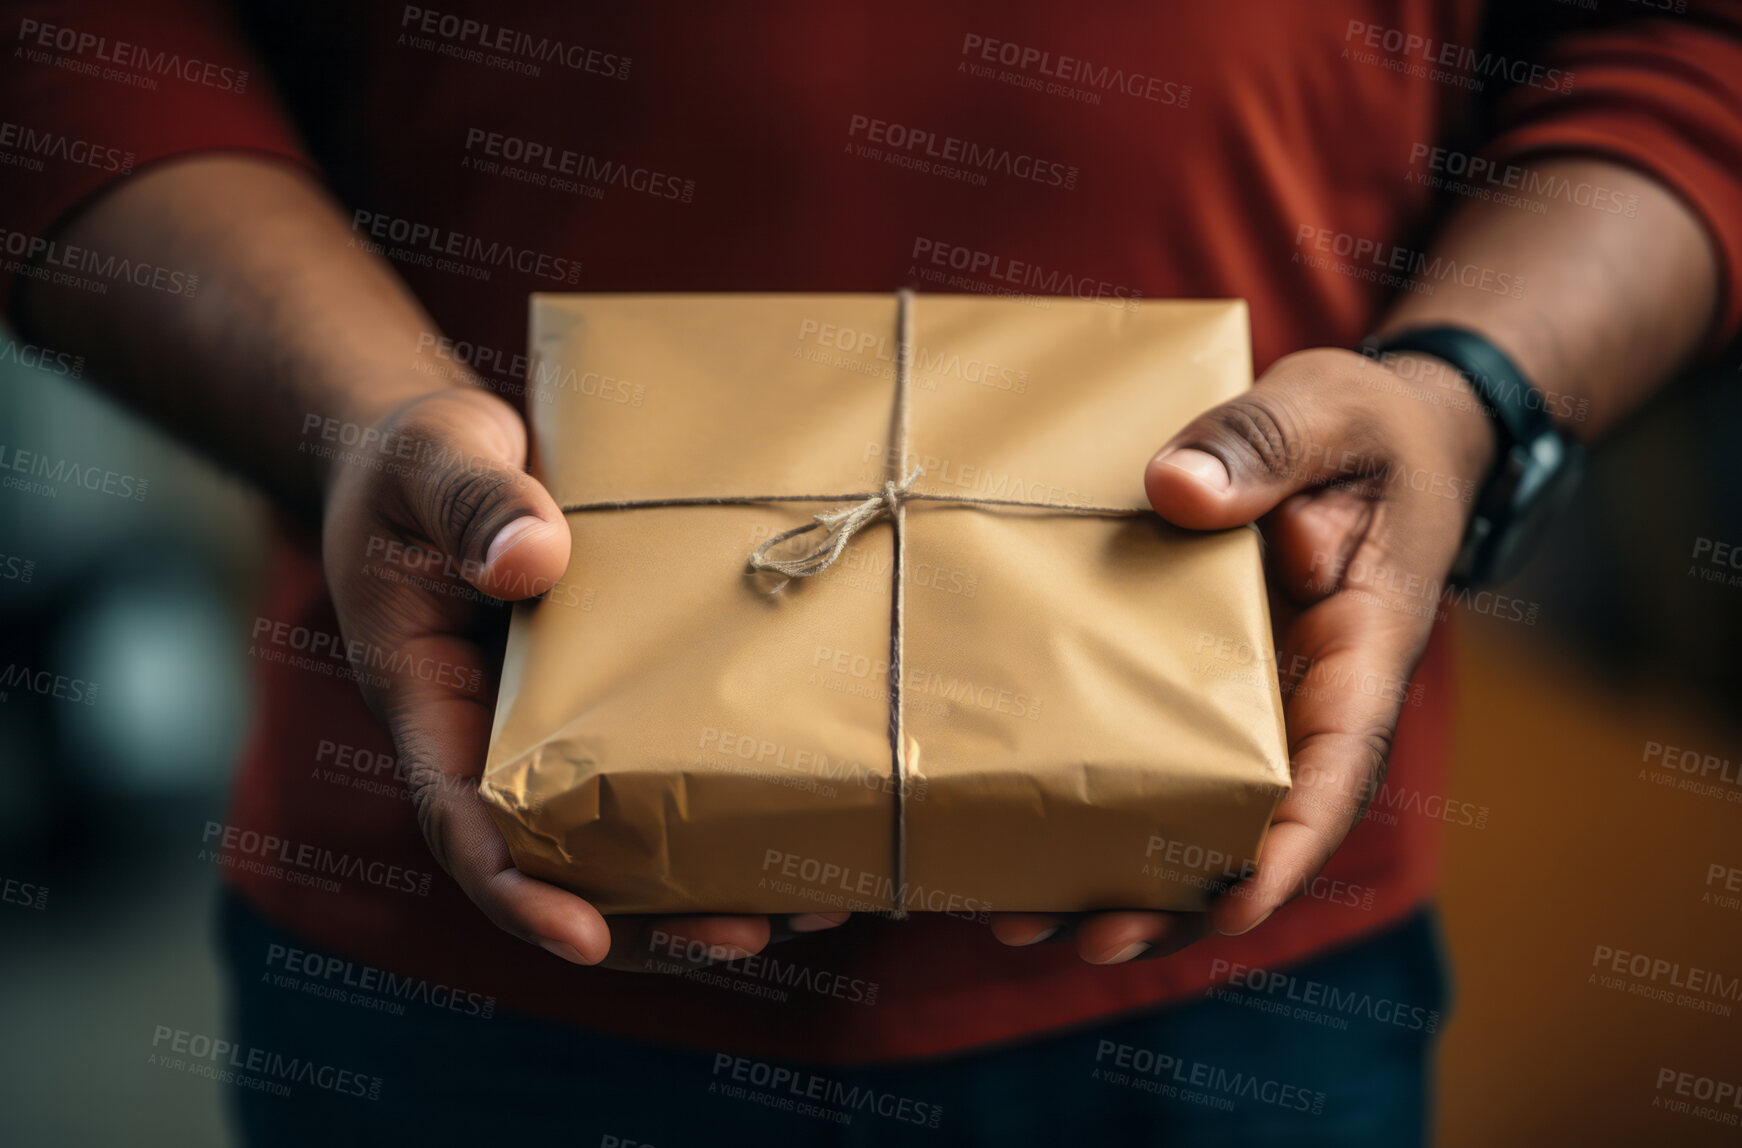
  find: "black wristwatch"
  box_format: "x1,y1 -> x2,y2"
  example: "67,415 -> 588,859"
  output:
1359,326 -> 1585,588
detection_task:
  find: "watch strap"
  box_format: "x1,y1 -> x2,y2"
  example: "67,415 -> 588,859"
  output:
1358,325 -> 1583,586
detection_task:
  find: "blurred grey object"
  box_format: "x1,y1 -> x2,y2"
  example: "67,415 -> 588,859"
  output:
0,324 -> 266,1148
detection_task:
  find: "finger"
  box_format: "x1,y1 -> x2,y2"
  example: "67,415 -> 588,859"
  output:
601,913 -> 856,976
1145,349 -> 1387,531
336,392 -> 595,959
399,667 -> 779,972
1209,550 -> 1434,937
601,915 -> 776,974
785,912 -> 852,933
391,658 -> 612,964
990,913 -> 1072,947
1073,912 -> 1210,964
391,390 -> 572,602
763,913 -> 853,948
1267,489 -> 1379,608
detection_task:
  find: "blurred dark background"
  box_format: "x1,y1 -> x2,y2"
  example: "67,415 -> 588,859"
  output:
0,344 -> 266,1146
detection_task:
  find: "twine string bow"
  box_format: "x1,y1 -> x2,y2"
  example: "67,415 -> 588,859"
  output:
747,466 -> 925,589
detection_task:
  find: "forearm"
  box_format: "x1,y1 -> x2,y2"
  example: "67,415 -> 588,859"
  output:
14,154 -> 471,518
1376,156 -> 1720,439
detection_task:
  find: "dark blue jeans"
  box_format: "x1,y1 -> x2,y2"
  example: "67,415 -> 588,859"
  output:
218,892 -> 1448,1147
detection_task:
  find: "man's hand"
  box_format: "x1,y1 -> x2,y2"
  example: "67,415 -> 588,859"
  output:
991,346 -> 1496,962
321,387 -> 848,971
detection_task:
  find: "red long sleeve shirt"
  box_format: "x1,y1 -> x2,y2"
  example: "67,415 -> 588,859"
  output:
6,0 -> 1741,1063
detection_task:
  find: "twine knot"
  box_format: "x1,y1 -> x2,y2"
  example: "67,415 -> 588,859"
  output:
748,466 -> 924,588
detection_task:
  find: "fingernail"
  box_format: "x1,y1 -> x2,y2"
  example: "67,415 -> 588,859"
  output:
788,913 -> 849,933
1015,927 -> 1059,947
1096,941 -> 1151,965
1220,905 -> 1277,938
1159,449 -> 1229,490
486,515 -> 547,569
535,936 -> 589,965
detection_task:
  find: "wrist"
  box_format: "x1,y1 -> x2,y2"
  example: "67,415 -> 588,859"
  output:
1357,347 -> 1501,483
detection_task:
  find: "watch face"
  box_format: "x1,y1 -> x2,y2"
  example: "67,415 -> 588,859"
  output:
1487,437 -> 1586,585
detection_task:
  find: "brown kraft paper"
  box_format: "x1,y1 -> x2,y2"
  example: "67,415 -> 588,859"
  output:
480,293 -> 1290,916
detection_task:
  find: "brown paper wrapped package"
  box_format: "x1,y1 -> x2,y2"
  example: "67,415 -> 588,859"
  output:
480,293 -> 1289,915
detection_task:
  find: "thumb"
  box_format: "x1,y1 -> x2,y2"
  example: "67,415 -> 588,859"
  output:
1145,352 -> 1374,531
397,390 -> 571,601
